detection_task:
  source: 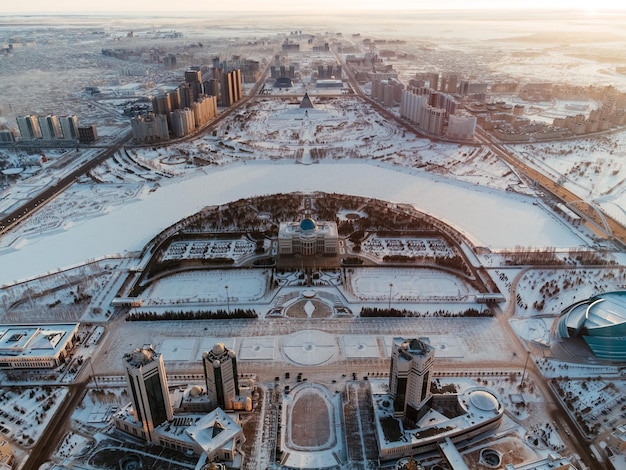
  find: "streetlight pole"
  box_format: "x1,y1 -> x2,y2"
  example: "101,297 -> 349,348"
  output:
521,349 -> 530,391
388,283 -> 393,311
89,357 -> 100,392
225,285 -> 230,314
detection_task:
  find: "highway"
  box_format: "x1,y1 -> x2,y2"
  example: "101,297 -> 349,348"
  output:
333,45 -> 626,251
0,132 -> 133,236
475,129 -> 626,248
0,53 -> 276,237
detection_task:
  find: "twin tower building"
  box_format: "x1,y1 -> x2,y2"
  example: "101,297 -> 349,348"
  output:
121,341 -> 243,443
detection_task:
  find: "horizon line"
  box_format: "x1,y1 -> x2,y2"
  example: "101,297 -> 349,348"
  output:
2,7 -> 626,15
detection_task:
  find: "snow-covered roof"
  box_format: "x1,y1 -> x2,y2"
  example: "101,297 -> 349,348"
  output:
186,407 -> 242,456
0,323 -> 77,357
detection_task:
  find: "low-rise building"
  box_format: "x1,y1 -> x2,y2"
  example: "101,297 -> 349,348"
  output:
0,323 -> 79,369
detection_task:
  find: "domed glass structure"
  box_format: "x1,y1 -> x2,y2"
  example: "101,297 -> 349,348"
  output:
557,291 -> 626,360
300,218 -> 317,231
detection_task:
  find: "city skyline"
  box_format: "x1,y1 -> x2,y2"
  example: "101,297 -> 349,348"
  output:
2,0 -> 626,14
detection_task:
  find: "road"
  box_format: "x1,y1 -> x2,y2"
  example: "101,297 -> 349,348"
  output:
333,45 -> 626,250
0,52 -> 276,237
0,131 -> 133,235
475,130 -> 626,248
22,380 -> 88,470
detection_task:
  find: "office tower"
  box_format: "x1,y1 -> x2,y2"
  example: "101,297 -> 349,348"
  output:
202,342 -> 240,410
389,338 -> 434,422
16,115 -> 42,140
60,115 -> 79,140
124,344 -> 173,442
38,115 -> 63,140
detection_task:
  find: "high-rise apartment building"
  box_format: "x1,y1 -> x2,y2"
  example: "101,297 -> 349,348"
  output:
169,108 -> 196,138
419,105 -> 447,136
219,69 -> 242,107
202,342 -> 240,411
447,113 -> 477,139
124,344 -> 173,443
16,115 -> 42,140
38,115 -> 63,140
184,69 -> 202,84
191,95 -> 218,128
152,93 -> 172,115
60,115 -> 79,140
389,338 -> 434,423
131,113 -> 169,142
400,90 -> 429,124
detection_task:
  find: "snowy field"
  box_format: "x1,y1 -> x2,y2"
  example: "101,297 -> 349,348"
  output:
507,132 -> 626,227
348,267 -> 470,301
142,269 -> 268,305
0,12 -> 625,469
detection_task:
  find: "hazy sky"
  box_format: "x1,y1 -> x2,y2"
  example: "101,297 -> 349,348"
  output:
1,0 -> 626,13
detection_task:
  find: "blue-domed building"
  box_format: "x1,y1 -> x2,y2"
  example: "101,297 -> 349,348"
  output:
557,290 -> 626,361
278,217 -> 338,256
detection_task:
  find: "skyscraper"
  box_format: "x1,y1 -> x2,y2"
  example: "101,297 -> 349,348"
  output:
16,115 -> 42,140
219,69 -> 242,107
124,344 -> 173,442
389,337 -> 434,424
60,115 -> 79,141
202,342 -> 240,411
38,115 -> 63,140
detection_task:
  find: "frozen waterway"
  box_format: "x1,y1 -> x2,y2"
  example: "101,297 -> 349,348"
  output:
0,161 -> 586,285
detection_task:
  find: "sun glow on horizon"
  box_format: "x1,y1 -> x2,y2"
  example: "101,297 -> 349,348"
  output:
2,0 -> 626,14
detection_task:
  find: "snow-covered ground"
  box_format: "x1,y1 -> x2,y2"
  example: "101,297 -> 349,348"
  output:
0,11 -> 625,469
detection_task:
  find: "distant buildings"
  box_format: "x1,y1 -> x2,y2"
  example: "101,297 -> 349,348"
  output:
14,114 -> 95,144
134,67 -> 231,142
371,79 -> 404,106
278,217 -> 338,256
0,323 -> 79,369
399,87 -> 472,138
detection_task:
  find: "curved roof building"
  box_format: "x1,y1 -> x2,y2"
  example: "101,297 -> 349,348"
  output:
557,290 -> 626,361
